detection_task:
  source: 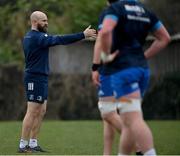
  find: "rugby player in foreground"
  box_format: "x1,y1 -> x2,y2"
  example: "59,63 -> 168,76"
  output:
93,0 -> 170,155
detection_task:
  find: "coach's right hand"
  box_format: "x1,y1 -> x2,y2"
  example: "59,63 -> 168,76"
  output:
83,25 -> 97,39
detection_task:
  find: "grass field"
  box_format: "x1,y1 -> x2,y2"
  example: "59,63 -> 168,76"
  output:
0,120 -> 180,155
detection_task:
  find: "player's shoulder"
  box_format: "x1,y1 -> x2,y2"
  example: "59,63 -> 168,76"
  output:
99,7 -> 108,18
111,0 -> 127,8
107,0 -> 126,14
111,0 -> 146,12
98,7 -> 109,24
134,1 -> 157,17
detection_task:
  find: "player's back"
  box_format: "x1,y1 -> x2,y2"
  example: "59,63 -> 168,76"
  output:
112,0 -> 157,50
99,0 -> 162,75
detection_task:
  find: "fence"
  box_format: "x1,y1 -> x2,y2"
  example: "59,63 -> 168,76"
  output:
49,34 -> 180,77
0,34 -> 180,120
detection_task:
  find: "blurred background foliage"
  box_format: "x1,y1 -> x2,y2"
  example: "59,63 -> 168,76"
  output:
0,0 -> 179,65
0,0 -> 105,65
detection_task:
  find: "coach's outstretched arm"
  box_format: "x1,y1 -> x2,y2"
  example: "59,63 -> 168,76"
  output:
38,25 -> 96,47
144,25 -> 171,59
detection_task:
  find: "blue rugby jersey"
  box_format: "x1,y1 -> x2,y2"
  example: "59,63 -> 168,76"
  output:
98,0 -> 163,75
23,30 -> 85,76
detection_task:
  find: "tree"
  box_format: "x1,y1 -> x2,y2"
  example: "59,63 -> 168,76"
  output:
0,0 -> 105,65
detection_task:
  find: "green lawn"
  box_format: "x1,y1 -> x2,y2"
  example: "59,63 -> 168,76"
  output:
0,120 -> 180,155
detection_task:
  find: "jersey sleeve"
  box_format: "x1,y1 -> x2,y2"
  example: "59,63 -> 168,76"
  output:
38,32 -> 85,48
98,9 -> 107,31
149,12 -> 163,32
103,4 -> 120,23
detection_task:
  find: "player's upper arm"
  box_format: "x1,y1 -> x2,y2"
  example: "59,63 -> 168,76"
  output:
100,5 -> 119,34
149,13 -> 171,43
151,21 -> 163,32
101,14 -> 118,34
152,25 -> 171,44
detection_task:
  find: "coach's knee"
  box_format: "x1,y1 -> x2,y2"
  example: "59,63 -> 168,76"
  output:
27,103 -> 44,118
39,101 -> 47,118
27,108 -> 41,119
39,108 -> 46,119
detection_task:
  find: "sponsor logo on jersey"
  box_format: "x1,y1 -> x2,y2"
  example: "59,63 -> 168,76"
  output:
125,5 -> 145,13
127,15 -> 150,23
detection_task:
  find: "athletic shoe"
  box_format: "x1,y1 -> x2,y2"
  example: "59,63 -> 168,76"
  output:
136,151 -> 143,155
18,145 -> 32,153
30,146 -> 48,152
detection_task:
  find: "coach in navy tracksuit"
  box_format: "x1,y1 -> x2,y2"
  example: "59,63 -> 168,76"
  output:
92,0 -> 170,155
18,11 -> 96,153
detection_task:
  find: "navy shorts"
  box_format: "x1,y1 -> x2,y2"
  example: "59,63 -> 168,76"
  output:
24,73 -> 48,104
98,67 -> 150,99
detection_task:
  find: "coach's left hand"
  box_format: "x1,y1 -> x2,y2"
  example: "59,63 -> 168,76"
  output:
83,25 -> 97,39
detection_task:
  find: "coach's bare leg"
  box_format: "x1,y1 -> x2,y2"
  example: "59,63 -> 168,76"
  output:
21,102 -> 43,139
30,101 -> 47,139
103,120 -> 115,155
29,101 -> 47,148
119,91 -> 155,155
20,102 -> 42,148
